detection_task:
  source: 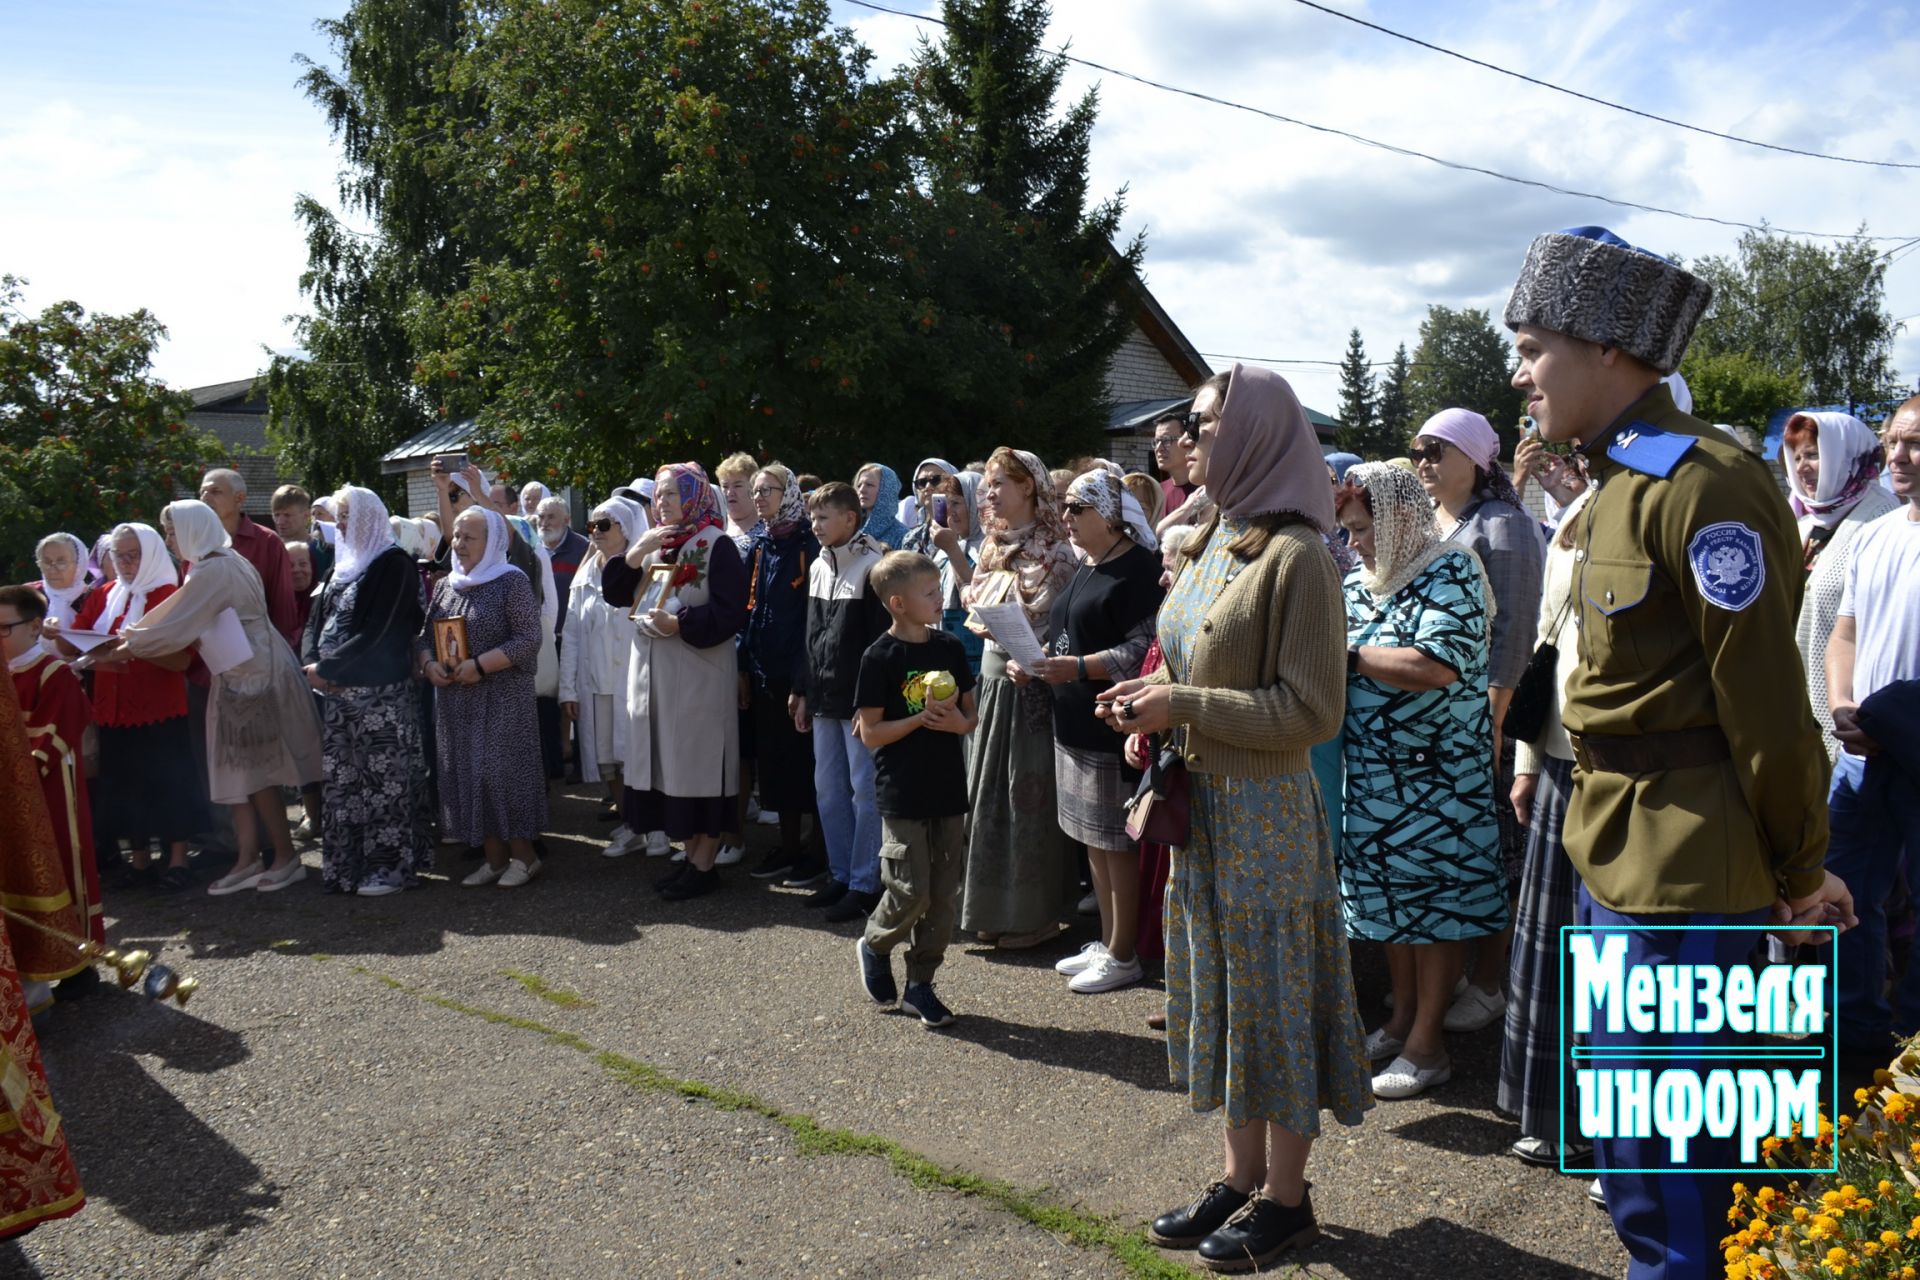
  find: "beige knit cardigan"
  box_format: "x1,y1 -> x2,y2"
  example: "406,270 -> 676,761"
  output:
1144,523 -> 1346,779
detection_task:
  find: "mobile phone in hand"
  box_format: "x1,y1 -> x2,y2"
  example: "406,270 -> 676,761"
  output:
434,452 -> 469,473
932,495 -> 948,525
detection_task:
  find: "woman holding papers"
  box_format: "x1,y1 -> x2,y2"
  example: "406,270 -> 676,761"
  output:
115,500 -> 323,895
50,523 -> 200,889
957,447 -> 1079,949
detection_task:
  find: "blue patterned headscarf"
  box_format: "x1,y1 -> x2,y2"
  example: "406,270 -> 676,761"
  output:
858,463 -> 906,548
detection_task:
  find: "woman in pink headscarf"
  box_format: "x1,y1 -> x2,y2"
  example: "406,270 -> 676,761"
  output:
1099,364 -> 1371,1270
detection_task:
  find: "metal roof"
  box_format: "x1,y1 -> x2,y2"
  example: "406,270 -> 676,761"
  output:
379,418 -> 479,474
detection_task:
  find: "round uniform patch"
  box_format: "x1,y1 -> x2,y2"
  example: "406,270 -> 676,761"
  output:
1687,521 -> 1766,611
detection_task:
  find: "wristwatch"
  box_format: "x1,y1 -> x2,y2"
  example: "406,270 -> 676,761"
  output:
1346,644 -> 1361,674
1076,655 -> 1087,680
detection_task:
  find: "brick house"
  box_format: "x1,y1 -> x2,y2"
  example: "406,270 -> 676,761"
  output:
182,377 -> 298,516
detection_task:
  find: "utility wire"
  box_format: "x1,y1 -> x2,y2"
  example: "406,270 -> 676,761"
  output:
843,0 -> 1920,241
1289,0 -> 1920,172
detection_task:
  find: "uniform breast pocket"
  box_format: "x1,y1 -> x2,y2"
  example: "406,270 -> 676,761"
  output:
1578,557 -> 1657,674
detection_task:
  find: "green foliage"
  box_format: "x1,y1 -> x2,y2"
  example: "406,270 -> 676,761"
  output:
1676,348 -> 1807,432
1406,305 -> 1525,455
0,276 -> 218,579
1371,342 -> 1413,458
280,0 -> 1143,498
1334,327 -> 1373,454
1689,228 -> 1900,408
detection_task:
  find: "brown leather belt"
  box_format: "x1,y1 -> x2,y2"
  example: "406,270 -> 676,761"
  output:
1570,726 -> 1731,775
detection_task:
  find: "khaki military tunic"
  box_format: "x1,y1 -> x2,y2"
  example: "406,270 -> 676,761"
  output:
1563,382 -> 1829,913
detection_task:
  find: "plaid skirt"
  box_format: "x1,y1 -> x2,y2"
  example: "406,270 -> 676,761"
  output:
1053,741 -> 1134,850
1496,755 -> 1579,1138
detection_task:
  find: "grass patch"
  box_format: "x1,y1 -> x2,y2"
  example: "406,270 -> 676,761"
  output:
499,969 -> 594,1008
354,965 -> 1201,1280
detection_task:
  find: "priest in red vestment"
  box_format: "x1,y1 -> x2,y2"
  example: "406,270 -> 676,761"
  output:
0,586 -> 102,984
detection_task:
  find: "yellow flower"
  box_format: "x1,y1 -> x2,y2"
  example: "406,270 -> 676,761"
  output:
1824,1244 -> 1851,1273
1823,1190 -> 1849,1211
1859,1088 -> 1875,1107
1726,1264 -> 1750,1280
1885,1231 -> 1903,1247
1888,1095 -> 1915,1123
1757,1187 -> 1780,1210
1809,1214 -> 1841,1239
1794,1207 -> 1811,1223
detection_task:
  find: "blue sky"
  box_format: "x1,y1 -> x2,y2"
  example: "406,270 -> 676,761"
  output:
5,0 -> 1917,416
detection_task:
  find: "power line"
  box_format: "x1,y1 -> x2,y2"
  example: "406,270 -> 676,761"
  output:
843,0 -> 1920,242
1288,0 -> 1920,172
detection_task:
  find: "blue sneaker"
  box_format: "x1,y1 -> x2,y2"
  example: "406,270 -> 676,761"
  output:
856,938 -> 897,1006
900,981 -> 956,1028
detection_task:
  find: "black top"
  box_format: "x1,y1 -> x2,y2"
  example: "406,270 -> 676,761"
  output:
304,546 -> 427,687
854,629 -> 977,819
1046,542 -> 1164,754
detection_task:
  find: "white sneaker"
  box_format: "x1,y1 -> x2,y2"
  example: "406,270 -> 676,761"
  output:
1068,953 -> 1143,994
645,831 -> 672,857
745,798 -> 761,822
1373,1055 -> 1452,1099
714,843 -> 746,867
1054,940 -> 1108,975
1362,1026 -> 1406,1062
1443,984 -> 1507,1032
1076,890 -> 1098,916
208,861 -> 267,896
670,847 -> 687,863
462,863 -> 503,887
603,827 -> 640,859
755,809 -> 781,826
497,858 -> 542,888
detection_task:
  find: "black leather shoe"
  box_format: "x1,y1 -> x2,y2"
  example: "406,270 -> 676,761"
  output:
1147,1181 -> 1250,1249
653,860 -> 689,890
1195,1188 -> 1318,1273
658,865 -> 719,901
804,880 -> 849,909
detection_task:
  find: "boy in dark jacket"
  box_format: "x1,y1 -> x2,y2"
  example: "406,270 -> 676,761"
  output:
792,482 -> 889,922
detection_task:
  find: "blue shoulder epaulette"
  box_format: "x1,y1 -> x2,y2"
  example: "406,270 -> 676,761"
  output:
1605,420 -> 1696,478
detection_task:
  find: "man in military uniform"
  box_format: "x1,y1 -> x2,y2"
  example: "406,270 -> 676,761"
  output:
1505,226 -> 1855,1280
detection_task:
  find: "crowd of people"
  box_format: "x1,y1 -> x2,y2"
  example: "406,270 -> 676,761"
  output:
4,223 -> 1915,1276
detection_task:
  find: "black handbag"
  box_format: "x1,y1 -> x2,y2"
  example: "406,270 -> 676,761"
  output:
1503,597 -> 1573,745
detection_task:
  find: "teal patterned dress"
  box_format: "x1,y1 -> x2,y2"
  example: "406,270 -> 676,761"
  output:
1159,519 -> 1374,1134
1338,549 -> 1507,941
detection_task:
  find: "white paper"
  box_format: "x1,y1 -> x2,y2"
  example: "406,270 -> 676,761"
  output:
970,602 -> 1050,669
197,608 -> 253,676
54,628 -> 119,654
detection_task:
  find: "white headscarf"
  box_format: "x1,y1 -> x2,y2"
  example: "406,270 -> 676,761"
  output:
1785,411 -> 1887,530
330,485 -> 395,585
520,481 -> 551,515
101,523 -> 177,629
1065,469 -> 1159,552
33,532 -> 93,626
1662,372 -> 1693,416
165,500 -> 231,564
1347,462 -> 1494,621
581,497 -> 648,578
391,516 -> 429,559
444,508 -> 519,592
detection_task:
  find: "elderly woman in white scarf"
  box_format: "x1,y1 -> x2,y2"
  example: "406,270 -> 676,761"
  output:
419,505 -> 548,888
1783,410 -> 1899,761
109,500 -> 325,896
560,496 -> 650,857
301,486 -> 431,895
30,533 -> 98,626
904,465 -> 988,672
1333,462 -> 1505,1101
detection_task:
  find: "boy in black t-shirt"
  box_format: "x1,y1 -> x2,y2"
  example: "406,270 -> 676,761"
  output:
853,551 -> 978,1028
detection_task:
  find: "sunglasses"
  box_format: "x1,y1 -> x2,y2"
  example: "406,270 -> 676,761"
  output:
1180,411 -> 1204,442
1062,501 -> 1093,516
912,475 -> 942,489
1407,442 -> 1450,464
587,518 -> 616,534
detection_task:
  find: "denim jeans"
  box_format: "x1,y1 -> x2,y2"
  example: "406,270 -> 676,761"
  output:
1827,751 -> 1920,1054
812,718 -> 882,894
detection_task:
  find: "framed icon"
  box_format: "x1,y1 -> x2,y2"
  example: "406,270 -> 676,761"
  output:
629,562 -> 679,619
433,616 -> 470,669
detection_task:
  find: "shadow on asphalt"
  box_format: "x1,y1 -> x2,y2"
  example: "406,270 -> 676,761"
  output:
1321,1214 -> 1611,1279
39,987 -> 279,1241
943,1012 -> 1180,1092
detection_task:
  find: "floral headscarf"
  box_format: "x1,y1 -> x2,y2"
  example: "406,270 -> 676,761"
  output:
760,465 -> 808,538
977,448 -> 1077,625
857,463 -> 906,548
329,485 -> 395,585
1786,412 -> 1886,530
1348,463 -> 1495,619
1066,469 -> 1159,552
654,463 -> 724,553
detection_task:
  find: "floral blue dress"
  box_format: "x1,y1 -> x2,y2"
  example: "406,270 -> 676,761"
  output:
1339,549 -> 1507,941
1159,518 -> 1374,1134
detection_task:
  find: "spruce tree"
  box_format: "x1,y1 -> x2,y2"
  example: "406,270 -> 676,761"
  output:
1334,328 -> 1374,454
1371,343 -> 1413,458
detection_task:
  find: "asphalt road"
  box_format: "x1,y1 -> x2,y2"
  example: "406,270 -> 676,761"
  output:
6,782 -> 1625,1280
